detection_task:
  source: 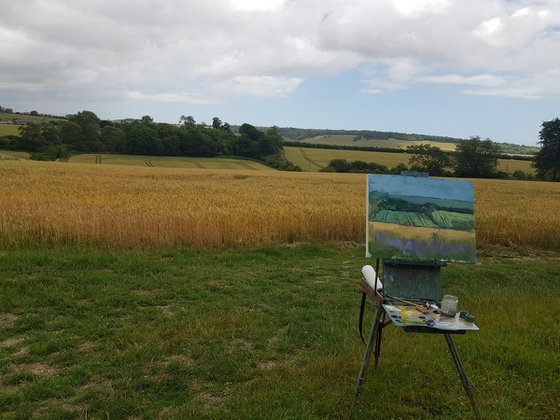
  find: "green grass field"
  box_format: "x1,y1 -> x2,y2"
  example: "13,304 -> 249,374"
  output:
0,243 -> 558,418
285,146 -> 535,174
0,125 -> 20,137
68,154 -> 275,171
0,113 -> 67,138
0,112 -> 66,124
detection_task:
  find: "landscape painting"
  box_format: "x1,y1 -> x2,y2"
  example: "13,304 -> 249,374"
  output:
367,174 -> 476,263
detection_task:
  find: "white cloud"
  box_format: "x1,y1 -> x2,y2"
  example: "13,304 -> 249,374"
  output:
125,91 -> 220,105
216,76 -> 304,97
360,79 -> 405,95
1,0 -> 560,110
419,74 -> 507,88
392,0 -> 451,18
231,0 -> 286,12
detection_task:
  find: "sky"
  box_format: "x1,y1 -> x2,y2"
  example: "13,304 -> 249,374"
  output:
368,174 -> 474,202
2,0 -> 560,146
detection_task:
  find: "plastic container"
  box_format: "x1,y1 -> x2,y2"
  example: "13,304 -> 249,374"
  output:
441,294 -> 458,317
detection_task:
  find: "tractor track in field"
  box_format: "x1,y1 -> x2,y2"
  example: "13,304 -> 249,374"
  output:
145,160 -> 154,167
298,148 -> 323,169
193,161 -> 205,169
95,154 -> 102,164
234,161 -> 256,170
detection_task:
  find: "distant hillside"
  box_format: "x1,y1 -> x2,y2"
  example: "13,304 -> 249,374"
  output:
275,126 -> 462,143
232,126 -> 539,156
0,111 -> 67,124
1,108 -> 540,156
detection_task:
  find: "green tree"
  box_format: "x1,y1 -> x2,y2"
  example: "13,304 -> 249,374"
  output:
59,121 -> 84,150
65,110 -> 102,151
18,123 -> 50,152
125,121 -> 162,155
100,126 -> 127,153
156,123 -> 181,156
234,123 -> 264,158
179,115 -> 196,127
454,137 -> 500,178
389,163 -> 409,174
407,144 -> 451,176
533,118 -> 560,181
324,159 -> 351,172
259,127 -> 283,156
140,115 -> 154,126
212,117 -> 222,129
17,122 -> 67,160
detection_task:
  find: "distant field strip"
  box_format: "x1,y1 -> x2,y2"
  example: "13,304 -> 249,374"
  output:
285,147 -> 411,171
0,161 -> 558,249
68,154 -> 274,171
301,135 -> 459,151
284,146 -> 535,174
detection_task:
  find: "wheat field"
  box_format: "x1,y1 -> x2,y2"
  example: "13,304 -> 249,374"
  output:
0,160 -> 558,249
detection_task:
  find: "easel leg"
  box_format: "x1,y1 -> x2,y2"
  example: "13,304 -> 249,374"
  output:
444,334 -> 480,419
354,304 -> 384,396
374,312 -> 385,368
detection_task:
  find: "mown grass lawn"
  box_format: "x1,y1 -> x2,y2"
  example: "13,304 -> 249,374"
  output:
1,243 -> 559,419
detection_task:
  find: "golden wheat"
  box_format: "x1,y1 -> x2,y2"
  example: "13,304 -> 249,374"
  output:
0,161 -> 558,249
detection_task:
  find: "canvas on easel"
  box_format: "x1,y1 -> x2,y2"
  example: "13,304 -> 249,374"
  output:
366,174 -> 476,263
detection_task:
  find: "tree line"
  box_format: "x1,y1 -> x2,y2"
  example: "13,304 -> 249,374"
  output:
2,111 -> 300,170
324,119 -> 560,182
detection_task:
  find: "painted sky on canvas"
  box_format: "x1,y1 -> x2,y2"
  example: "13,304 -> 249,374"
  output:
368,175 -> 474,202
2,0 -> 560,145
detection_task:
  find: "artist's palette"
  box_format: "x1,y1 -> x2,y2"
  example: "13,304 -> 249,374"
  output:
383,304 -> 479,331
384,305 -> 436,325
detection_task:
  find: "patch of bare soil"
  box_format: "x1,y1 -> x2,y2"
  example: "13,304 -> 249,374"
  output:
230,338 -> 254,351
156,305 -> 175,316
157,406 -> 180,419
166,354 -> 195,366
258,360 -> 280,370
191,379 -> 228,407
258,357 -> 291,370
0,313 -> 20,330
13,362 -> 57,376
77,341 -> 96,353
33,400 -> 84,417
13,346 -> 30,356
0,337 -> 24,347
131,289 -> 161,297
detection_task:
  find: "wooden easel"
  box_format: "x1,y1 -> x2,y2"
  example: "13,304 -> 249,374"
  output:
353,258 -> 480,419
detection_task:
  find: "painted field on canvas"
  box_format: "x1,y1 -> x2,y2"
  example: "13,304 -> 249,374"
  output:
367,174 -> 476,262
